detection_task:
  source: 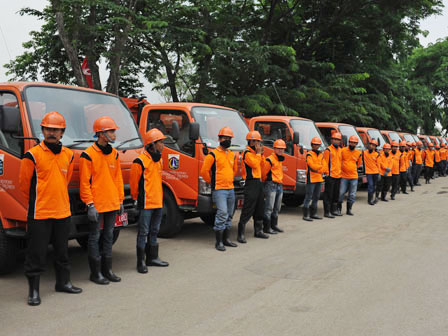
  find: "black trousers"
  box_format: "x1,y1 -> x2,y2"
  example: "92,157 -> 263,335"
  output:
406,168 -> 414,188
24,217 -> 70,278
424,166 -> 433,181
391,174 -> 400,196
323,176 -> 341,207
239,179 -> 264,226
413,164 -> 422,184
377,175 -> 392,195
400,171 -> 408,192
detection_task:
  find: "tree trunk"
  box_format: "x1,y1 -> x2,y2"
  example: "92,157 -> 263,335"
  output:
86,5 -> 102,90
155,41 -> 179,102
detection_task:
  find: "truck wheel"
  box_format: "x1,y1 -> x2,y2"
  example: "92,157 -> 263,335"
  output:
159,192 -> 183,238
200,214 -> 216,226
76,230 -> 120,250
0,229 -> 18,275
283,196 -> 304,207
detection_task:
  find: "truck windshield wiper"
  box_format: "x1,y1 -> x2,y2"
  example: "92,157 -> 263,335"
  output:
66,140 -> 95,148
115,137 -> 141,149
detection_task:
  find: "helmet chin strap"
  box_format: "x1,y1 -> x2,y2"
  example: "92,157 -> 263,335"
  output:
104,132 -> 115,144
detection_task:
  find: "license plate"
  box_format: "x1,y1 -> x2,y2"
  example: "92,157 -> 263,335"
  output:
237,199 -> 244,209
100,212 -> 128,229
362,176 -> 368,183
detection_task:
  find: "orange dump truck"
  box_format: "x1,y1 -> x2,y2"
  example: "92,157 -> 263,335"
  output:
356,127 -> 388,150
0,82 -> 144,274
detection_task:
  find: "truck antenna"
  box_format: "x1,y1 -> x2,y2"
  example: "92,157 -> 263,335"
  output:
272,83 -> 286,116
0,23 -> 12,63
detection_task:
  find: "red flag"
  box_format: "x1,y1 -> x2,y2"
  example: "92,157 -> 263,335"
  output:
81,58 -> 93,88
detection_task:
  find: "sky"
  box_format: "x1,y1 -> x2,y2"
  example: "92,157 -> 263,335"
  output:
1,0 -> 448,102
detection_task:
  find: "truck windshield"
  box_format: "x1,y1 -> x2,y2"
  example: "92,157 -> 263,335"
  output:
290,119 -> 327,151
24,86 -> 143,149
388,132 -> 402,143
403,134 -> 414,143
339,125 -> 365,150
367,129 -> 387,148
191,106 -> 249,151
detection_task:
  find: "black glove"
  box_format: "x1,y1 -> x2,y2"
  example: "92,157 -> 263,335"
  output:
87,204 -> 99,223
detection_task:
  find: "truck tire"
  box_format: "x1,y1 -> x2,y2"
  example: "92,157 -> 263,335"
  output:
158,192 -> 183,238
76,229 -> 121,250
0,229 -> 18,275
283,196 -> 304,207
200,214 -> 216,226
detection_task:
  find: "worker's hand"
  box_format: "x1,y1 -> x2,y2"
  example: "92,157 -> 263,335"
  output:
255,142 -> 263,154
119,203 -> 124,216
87,204 -> 99,223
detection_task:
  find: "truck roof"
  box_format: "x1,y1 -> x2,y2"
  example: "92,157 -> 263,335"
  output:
0,81 -> 117,96
316,122 -> 354,127
148,102 -> 237,111
356,126 -> 380,131
250,115 -> 312,122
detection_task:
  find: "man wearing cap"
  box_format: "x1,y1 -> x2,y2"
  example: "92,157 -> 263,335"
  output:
362,139 -> 380,205
376,144 -> 393,201
303,137 -> 326,221
399,141 -> 409,194
131,128 -> 169,271
390,141 -> 400,200
237,131 -> 268,243
322,132 -> 343,217
80,116 -> 124,284
262,139 -> 286,232
338,135 -> 362,215
201,127 -> 238,251
413,141 -> 424,186
434,144 -> 442,177
423,143 -> 435,184
19,112 -> 82,306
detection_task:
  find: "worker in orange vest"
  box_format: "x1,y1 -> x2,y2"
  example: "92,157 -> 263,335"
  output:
131,128 -> 169,271
80,116 -> 124,285
406,142 -> 415,192
303,137 -> 326,221
398,141 -> 409,194
434,144 -> 442,177
440,143 -> 447,176
19,112 -> 82,306
376,144 -> 393,201
413,141 -> 424,186
322,132 -> 342,217
390,141 -> 400,200
423,143 -> 435,184
362,139 -> 380,205
338,135 -> 362,215
237,131 -> 268,243
200,127 -> 238,251
262,139 -> 286,233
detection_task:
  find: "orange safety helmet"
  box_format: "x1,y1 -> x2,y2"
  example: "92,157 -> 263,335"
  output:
390,140 -> 399,147
399,140 -> 407,147
331,132 -> 342,140
417,141 -> 423,146
93,116 -> 119,133
273,139 -> 287,149
311,137 -> 322,145
406,142 -> 412,147
436,144 -> 440,149
246,131 -> 262,141
144,128 -> 167,145
411,142 -> 416,146
40,111 -> 66,129
383,143 -> 391,149
428,142 -> 434,147
348,135 -> 358,143
218,126 -> 234,138
369,139 -> 378,146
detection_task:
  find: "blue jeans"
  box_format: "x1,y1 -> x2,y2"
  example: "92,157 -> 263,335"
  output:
137,208 -> 162,248
366,174 -> 378,194
304,182 -> 322,208
339,178 -> 358,203
88,211 -> 116,258
264,181 -> 283,221
212,189 -> 235,231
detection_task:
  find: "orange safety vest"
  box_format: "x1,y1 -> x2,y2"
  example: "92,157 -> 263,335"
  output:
341,147 -> 362,179
424,149 -> 434,168
242,146 -> 264,180
80,143 -> 124,213
378,152 -> 393,176
264,153 -> 284,184
323,144 -> 342,179
414,148 -> 423,165
201,147 -> 237,190
435,149 -> 441,163
440,148 -> 447,161
306,150 -> 325,183
19,142 -> 74,220
130,151 -> 163,209
362,149 -> 379,174
399,150 -> 408,172
391,151 -> 400,175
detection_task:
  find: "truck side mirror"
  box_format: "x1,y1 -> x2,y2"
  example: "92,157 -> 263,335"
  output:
171,121 -> 180,141
293,131 -> 300,145
0,106 -> 21,132
342,135 -> 348,147
189,122 -> 200,141
202,145 -> 209,156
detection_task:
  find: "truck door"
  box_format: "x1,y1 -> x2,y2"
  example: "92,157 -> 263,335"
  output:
254,121 -> 296,191
0,90 -> 27,224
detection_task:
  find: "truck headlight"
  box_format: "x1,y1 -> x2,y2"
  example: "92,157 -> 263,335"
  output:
198,177 -> 212,195
296,169 -> 306,183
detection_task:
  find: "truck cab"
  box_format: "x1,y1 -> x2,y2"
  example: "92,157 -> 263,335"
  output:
356,127 -> 387,150
380,130 -> 403,144
0,82 -> 144,274
138,103 -> 249,236
247,116 -> 326,206
398,132 -> 416,144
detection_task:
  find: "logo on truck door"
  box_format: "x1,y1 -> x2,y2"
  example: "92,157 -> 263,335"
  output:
168,154 -> 180,170
0,154 -> 4,175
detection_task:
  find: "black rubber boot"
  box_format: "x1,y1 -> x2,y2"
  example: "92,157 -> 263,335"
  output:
303,207 -> 313,222
101,256 -> 121,282
223,229 -> 237,247
390,194 -> 395,200
368,193 -> 375,205
88,256 -> 109,285
147,243 -> 169,266
271,216 -> 283,232
136,247 -> 148,274
336,202 -> 343,216
324,203 -> 335,218
215,231 -> 226,251
27,276 -> 41,306
330,203 -> 339,216
54,264 -> 82,294
263,218 -> 277,234
374,191 -> 380,204
346,202 -> 354,216
310,207 -> 322,220
254,221 -> 269,239
381,191 -> 388,202
237,222 -> 247,243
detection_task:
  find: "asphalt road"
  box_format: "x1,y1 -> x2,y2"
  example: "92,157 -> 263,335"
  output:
2,177 -> 448,336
